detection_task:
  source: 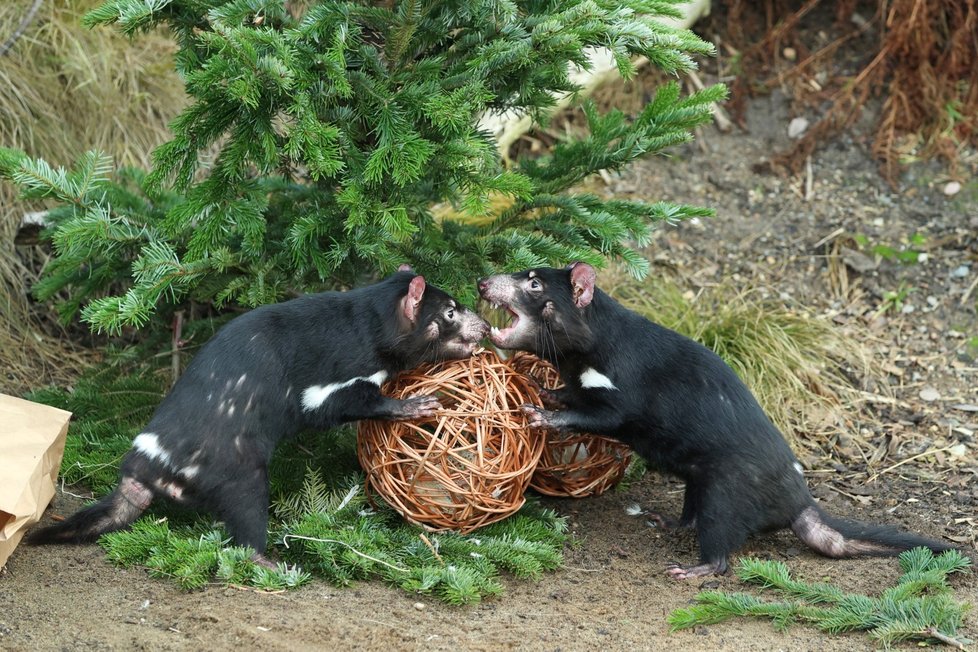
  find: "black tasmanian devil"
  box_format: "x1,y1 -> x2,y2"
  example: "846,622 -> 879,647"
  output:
30,269 -> 489,566
478,263 -> 957,579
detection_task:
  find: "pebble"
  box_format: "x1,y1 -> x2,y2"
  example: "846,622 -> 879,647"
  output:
788,117 -> 809,139
952,265 -> 970,278
943,181 -> 961,196
414,602 -> 425,611
919,387 -> 941,402
949,444 -> 969,459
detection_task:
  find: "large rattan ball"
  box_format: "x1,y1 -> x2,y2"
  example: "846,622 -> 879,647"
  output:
357,349 -> 546,533
507,352 -> 633,498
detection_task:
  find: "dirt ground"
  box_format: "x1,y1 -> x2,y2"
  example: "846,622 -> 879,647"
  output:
3,22 -> 977,652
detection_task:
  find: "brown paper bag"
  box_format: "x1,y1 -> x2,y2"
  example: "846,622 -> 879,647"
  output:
0,393 -> 71,568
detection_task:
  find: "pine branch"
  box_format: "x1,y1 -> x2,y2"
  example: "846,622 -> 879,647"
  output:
669,554 -> 972,648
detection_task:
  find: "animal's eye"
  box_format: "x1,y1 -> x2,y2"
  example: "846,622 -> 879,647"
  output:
446,308 -> 455,319
529,278 -> 541,290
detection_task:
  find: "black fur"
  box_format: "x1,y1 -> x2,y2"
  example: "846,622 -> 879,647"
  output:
479,264 -> 957,579
30,271 -> 489,562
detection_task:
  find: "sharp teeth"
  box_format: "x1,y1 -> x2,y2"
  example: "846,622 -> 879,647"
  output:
491,302 -> 499,310
490,326 -> 499,336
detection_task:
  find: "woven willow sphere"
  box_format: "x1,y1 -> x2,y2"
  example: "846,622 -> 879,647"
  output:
507,352 -> 633,498
357,349 -> 546,533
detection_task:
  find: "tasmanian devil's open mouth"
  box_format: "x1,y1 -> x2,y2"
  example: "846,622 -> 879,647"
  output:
487,302 -> 522,346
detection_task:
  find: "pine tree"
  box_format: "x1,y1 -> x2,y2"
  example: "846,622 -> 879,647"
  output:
3,0 -> 724,333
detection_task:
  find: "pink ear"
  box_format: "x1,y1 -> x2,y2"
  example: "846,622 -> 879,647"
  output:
401,275 -> 426,323
569,262 -> 595,308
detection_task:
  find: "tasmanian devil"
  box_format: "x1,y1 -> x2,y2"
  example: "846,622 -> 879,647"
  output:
478,263 -> 956,579
30,269 -> 489,566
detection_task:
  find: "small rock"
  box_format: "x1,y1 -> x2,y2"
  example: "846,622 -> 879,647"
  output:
900,303 -> 915,314
943,181 -> 961,196
952,265 -> 970,278
919,387 -> 941,402
951,404 -> 978,412
783,47 -> 797,61
414,602 -> 426,611
841,247 -> 877,273
926,296 -> 938,307
788,117 -> 809,139
949,444 -> 969,459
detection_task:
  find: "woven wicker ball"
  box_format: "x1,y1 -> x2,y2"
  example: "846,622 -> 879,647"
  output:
357,349 -> 546,533
507,351 -> 633,498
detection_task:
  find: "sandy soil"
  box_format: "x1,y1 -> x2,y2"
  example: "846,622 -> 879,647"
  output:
2,18 -> 976,652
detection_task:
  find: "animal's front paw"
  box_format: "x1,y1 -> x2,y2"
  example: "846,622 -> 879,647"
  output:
664,561 -> 726,581
521,404 -> 557,429
538,388 -> 566,410
400,394 -> 442,419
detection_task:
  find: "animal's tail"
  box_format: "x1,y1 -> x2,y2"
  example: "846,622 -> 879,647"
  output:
28,477 -> 152,545
791,504 -> 955,558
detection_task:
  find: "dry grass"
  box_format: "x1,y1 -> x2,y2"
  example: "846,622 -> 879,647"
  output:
0,0 -> 186,395
602,267 -> 880,457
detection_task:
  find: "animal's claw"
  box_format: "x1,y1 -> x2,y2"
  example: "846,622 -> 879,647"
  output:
402,394 -> 443,418
521,404 -> 554,429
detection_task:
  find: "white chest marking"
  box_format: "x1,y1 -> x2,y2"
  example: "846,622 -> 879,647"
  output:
580,367 -> 618,391
133,433 -> 174,469
301,371 -> 388,412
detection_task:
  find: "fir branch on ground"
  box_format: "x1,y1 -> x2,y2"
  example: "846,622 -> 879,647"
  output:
668,551 -> 973,648
96,473 -> 568,603
100,520 -> 311,591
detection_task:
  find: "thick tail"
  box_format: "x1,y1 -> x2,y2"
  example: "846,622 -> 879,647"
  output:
28,477 -> 152,545
791,504 -> 955,559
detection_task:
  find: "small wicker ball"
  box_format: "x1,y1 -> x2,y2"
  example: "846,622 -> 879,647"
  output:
507,352 -> 633,498
357,350 -> 545,533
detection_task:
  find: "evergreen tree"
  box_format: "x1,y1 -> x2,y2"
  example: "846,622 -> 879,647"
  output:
3,0 -> 723,333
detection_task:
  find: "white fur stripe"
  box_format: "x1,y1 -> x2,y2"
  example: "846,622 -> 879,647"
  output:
301,371 -> 388,412
580,367 -> 618,391
133,433 -> 173,469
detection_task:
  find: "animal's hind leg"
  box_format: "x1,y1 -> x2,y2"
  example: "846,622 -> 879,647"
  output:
666,482 -> 746,580
214,465 -> 274,567
677,481 -> 701,529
